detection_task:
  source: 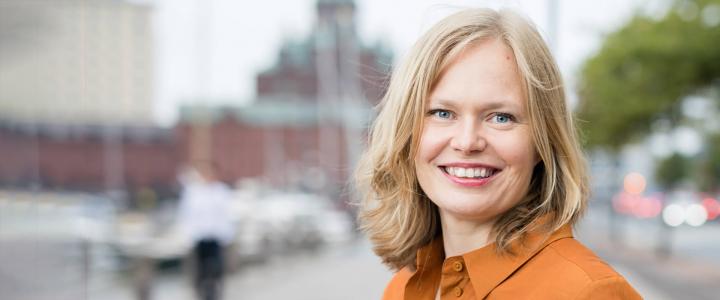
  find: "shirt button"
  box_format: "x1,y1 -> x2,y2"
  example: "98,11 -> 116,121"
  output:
454,286 -> 463,297
452,261 -> 464,272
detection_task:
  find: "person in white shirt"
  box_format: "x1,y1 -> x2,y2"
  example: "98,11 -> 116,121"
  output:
177,160 -> 235,300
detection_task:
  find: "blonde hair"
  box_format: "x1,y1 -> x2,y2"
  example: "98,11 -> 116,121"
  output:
355,8 -> 589,271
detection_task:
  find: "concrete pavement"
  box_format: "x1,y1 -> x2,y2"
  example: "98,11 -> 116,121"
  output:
4,190 -> 718,300
89,239 -> 392,300
577,205 -> 720,300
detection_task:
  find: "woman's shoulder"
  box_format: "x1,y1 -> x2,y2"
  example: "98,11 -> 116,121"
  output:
381,267 -> 413,300
501,237 -> 642,299
542,237 -> 622,280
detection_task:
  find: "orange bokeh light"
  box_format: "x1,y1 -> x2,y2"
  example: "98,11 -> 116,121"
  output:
623,172 -> 646,195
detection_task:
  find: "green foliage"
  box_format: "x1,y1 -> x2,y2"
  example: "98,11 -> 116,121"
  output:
577,0 -> 720,152
698,133 -> 720,191
655,153 -> 692,190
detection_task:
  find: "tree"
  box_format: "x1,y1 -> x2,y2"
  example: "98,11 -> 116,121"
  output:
577,0 -> 720,152
655,153 -> 692,190
698,133 -> 720,192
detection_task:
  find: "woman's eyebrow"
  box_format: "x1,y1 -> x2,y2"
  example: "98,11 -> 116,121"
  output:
427,98 -> 457,108
479,100 -> 515,111
429,97 -> 521,112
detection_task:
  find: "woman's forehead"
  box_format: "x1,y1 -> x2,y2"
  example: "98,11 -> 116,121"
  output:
426,40 -> 526,111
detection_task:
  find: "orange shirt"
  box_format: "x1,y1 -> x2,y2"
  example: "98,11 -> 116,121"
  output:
382,225 -> 642,299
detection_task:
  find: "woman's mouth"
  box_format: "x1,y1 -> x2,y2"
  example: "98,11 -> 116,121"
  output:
439,166 -> 501,187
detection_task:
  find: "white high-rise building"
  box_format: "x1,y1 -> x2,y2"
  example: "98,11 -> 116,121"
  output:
0,0 -> 154,126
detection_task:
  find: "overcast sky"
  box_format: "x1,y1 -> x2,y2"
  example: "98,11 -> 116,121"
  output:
150,0 -> 670,126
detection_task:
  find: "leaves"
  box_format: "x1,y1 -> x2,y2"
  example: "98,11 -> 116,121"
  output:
577,0 -> 720,152
656,153 -> 692,190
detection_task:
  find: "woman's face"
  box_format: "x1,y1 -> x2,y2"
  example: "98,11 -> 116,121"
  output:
414,38 -> 539,223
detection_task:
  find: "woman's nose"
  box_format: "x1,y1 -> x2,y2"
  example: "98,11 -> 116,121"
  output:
450,120 -> 486,154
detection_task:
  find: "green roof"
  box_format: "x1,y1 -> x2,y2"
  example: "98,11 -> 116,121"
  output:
179,97 -> 374,128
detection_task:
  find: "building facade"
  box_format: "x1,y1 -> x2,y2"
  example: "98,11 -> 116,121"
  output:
0,0 -> 154,126
0,121 -> 179,200
0,0 -> 391,204
183,0 -> 392,195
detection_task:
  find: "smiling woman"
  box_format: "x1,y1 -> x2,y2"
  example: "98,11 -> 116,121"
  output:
354,8 -> 642,300
416,38 -> 538,238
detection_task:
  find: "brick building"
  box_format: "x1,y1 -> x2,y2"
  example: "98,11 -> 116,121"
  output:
0,121 -> 178,198
0,0 -> 391,202
180,0 -> 392,195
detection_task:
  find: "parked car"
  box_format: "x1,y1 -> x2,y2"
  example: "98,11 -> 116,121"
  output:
231,191 -> 355,256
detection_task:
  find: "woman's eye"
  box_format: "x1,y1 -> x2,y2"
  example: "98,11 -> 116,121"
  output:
490,113 -> 515,124
429,109 -> 454,119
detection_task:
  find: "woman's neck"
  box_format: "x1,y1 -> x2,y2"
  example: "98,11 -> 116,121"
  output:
440,211 -> 497,257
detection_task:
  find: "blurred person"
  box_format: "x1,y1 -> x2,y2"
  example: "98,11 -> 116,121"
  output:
355,8 -> 641,300
177,160 -> 235,300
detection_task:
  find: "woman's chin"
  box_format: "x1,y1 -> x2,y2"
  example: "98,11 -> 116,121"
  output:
435,199 -> 499,221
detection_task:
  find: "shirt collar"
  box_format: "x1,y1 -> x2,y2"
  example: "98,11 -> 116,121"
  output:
408,224 -> 574,299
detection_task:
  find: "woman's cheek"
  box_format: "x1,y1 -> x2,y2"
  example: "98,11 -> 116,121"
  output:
420,126 -> 451,160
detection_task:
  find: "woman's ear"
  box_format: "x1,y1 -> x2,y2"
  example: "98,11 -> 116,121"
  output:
534,150 -> 542,166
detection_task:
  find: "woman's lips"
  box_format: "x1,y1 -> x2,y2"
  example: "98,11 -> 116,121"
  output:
439,166 -> 500,187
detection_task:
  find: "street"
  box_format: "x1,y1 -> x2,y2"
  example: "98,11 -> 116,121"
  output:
95,208 -> 720,300
577,203 -> 720,300
3,195 -> 720,299
82,238 -> 392,300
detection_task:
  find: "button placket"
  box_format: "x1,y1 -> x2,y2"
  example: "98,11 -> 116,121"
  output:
454,286 -> 464,297
440,258 -> 469,299
452,261 -> 464,272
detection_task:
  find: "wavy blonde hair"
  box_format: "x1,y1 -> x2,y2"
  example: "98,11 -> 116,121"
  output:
355,8 -> 589,271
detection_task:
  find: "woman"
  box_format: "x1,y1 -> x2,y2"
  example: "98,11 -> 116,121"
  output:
355,8 -> 642,300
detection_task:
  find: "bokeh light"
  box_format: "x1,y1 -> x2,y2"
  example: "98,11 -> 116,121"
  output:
623,172 -> 646,195
662,204 -> 686,227
686,204 -> 708,227
701,197 -> 720,220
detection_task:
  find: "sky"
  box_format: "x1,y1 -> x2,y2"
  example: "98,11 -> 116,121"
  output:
149,0 -> 671,126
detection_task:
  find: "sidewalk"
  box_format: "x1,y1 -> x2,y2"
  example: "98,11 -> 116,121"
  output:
577,207 -> 720,300
90,238 -> 392,300
222,239 -> 391,300
98,213 -> 719,300
117,223 -> 695,300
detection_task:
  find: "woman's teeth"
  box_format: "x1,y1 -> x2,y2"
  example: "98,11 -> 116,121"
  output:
444,166 -> 495,178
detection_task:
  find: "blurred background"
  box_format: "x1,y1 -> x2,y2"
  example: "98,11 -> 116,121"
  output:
0,0 -> 718,299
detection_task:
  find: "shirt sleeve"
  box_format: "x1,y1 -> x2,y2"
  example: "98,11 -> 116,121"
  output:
218,183 -> 236,244
176,185 -> 191,235
575,276 -> 643,300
